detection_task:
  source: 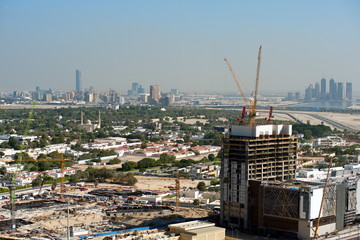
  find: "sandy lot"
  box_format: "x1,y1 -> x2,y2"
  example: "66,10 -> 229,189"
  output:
271,110 -> 360,132
135,176 -> 211,191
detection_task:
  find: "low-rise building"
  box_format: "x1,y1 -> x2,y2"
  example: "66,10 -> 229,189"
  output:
168,220 -> 225,240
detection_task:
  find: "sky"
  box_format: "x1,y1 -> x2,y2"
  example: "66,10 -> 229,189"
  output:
0,0 -> 359,95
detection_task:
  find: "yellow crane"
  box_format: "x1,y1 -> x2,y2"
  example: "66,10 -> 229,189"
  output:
224,58 -> 249,107
175,171 -> 191,211
313,153 -> 335,238
248,45 -> 262,126
224,45 -> 262,126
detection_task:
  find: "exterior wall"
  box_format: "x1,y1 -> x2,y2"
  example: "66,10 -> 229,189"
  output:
356,180 -> 360,215
298,220 -> 312,239
310,188 -> 324,219
298,220 -> 336,239
180,229 -> 225,240
221,131 -> 297,230
230,125 -> 292,138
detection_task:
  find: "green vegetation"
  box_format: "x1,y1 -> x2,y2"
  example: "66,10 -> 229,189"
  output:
69,167 -> 138,186
108,158 -> 121,165
210,178 -> 220,185
293,124 -> 333,140
196,181 -> 206,191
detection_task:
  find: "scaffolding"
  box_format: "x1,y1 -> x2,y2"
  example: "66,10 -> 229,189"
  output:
220,128 -> 297,229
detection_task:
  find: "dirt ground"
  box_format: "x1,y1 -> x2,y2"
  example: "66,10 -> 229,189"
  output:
135,176 -> 210,191
74,152 -> 219,171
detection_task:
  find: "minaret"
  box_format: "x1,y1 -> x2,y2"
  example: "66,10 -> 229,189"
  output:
80,111 -> 83,125
98,110 -> 101,128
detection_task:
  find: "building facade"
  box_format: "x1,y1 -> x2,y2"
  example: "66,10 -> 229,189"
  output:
149,85 -> 160,104
220,124 -> 297,230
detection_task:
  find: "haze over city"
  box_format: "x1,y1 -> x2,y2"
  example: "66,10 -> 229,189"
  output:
1,0 -> 359,94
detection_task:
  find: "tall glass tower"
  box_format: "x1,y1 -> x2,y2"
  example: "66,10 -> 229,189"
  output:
76,69 -> 82,92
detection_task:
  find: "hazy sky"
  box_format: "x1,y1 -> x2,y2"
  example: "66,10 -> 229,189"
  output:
0,0 -> 359,94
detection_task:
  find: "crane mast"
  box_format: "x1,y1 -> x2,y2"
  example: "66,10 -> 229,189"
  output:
248,45 -> 262,126
225,45 -> 262,126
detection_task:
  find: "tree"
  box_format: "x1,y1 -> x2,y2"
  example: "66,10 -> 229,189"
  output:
0,166 -> 6,175
113,173 -> 138,186
137,158 -> 158,169
51,180 -> 57,191
193,199 -> 200,205
69,174 -> 80,184
8,136 -> 20,149
94,180 -> 99,188
0,152 -> 4,158
141,142 -> 147,149
196,181 -> 206,191
158,153 -> 175,164
210,179 -> 220,185
208,154 -> 215,161
108,158 -> 121,165
121,161 -> 138,171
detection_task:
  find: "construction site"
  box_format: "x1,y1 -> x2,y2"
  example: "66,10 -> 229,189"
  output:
220,124 -> 298,233
0,179 -> 215,239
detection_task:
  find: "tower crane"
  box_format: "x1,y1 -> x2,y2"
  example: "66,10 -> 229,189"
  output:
224,45 -> 262,126
175,171 -> 191,211
248,45 -> 262,126
224,58 -> 249,107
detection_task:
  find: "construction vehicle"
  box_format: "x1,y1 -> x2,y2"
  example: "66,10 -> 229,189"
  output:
224,45 -> 262,125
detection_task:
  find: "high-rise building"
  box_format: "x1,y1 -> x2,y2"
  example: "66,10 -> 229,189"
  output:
138,85 -> 145,94
149,85 -> 160,104
76,69 -> 82,92
320,78 -> 327,99
337,82 -> 344,100
171,89 -> 178,96
329,78 -> 337,100
346,82 -> 352,100
132,82 -> 139,96
304,84 -> 314,100
314,82 -> 320,99
220,124 -> 297,230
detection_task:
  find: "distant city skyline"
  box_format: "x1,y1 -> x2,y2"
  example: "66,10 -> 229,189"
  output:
0,1 -> 359,94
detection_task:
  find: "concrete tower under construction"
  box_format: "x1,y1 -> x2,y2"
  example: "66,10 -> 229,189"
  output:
220,124 -> 297,230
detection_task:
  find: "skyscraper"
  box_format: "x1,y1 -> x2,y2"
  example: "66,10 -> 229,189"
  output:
346,82 -> 352,100
149,85 -> 160,104
320,78 -> 326,99
329,78 -> 337,100
314,82 -> 320,99
76,69 -> 82,92
132,82 -> 139,96
304,84 -> 314,100
337,82 -> 344,100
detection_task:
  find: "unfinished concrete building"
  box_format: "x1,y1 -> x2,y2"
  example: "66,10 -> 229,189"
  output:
220,124 -> 297,230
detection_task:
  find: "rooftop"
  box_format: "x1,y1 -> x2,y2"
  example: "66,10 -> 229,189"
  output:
168,220 -> 214,231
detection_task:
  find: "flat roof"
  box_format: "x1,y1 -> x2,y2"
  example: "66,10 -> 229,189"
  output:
187,226 -> 225,234
169,220 -> 214,230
